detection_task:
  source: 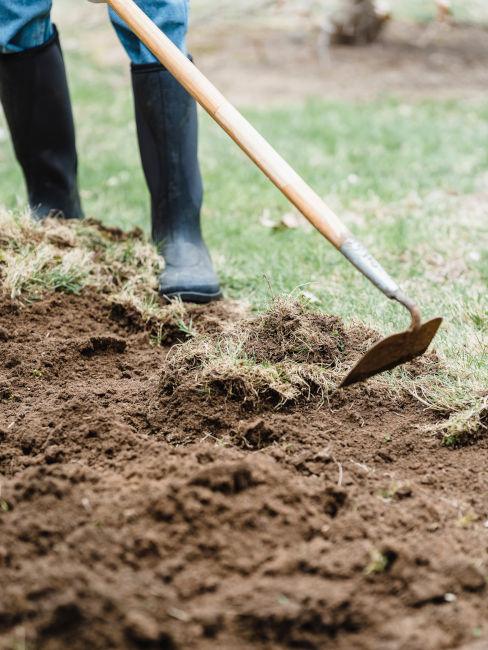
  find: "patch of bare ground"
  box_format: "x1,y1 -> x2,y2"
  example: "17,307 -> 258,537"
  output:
189,20 -> 488,104
1,285 -> 488,650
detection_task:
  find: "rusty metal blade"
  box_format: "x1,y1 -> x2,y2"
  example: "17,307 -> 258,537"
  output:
340,317 -> 443,388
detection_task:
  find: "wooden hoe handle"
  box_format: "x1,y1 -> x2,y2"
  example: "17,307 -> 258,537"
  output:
106,0 -> 418,321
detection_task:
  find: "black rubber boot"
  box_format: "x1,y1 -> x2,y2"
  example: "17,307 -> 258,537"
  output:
131,62 -> 221,303
0,27 -> 83,220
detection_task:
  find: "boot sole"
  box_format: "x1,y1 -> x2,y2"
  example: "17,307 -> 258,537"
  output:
160,289 -> 223,305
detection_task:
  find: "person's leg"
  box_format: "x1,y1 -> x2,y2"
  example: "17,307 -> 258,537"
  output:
0,1 -> 53,53
109,0 -> 188,65
0,2 -> 83,219
110,1 -> 221,303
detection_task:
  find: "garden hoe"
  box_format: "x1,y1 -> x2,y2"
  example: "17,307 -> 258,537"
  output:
104,0 -> 443,388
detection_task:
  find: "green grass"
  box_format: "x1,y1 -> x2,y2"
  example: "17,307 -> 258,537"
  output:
0,10 -> 486,439
394,0 -> 488,24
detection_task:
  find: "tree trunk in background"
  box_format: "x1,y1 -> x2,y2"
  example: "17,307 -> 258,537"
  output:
328,0 -> 390,45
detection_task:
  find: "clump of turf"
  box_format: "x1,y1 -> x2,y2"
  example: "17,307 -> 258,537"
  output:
160,297 -> 379,406
435,398 -> 487,447
397,363 -> 488,447
241,301 -> 347,365
0,210 -> 161,297
0,210 -> 189,340
240,297 -> 382,368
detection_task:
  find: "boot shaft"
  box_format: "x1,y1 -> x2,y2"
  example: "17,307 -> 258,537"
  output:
131,63 -> 220,303
0,27 -> 83,219
131,62 -> 203,250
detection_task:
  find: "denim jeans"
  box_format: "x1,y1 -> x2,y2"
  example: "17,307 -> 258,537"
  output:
0,0 -> 188,63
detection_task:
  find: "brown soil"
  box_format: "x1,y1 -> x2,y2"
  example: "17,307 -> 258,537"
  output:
1,289 -> 488,650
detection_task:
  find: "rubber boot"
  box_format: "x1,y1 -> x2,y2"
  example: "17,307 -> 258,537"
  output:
0,27 -> 83,220
131,63 -> 221,303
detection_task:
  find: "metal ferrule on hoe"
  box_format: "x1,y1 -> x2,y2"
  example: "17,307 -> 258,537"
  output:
339,237 -> 442,387
340,237 -> 422,331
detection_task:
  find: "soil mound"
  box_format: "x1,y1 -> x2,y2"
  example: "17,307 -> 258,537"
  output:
159,297 -> 403,409
239,298 -> 377,365
240,299 -> 351,364
1,289 -> 488,650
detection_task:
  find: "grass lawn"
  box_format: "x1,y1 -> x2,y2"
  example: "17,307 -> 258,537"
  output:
395,0 -> 488,23
0,5 -> 486,439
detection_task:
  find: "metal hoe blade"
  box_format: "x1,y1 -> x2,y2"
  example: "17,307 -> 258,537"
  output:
340,316 -> 443,388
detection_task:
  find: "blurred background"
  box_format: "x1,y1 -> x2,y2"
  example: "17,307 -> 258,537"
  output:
43,0 -> 488,107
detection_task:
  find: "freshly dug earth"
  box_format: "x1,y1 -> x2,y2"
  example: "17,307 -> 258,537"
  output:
1,290 -> 488,650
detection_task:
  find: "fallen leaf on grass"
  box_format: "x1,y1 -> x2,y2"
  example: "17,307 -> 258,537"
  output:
259,209 -> 311,232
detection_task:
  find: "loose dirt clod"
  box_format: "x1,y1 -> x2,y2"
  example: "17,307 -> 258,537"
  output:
239,298 -> 353,365
78,335 -> 127,357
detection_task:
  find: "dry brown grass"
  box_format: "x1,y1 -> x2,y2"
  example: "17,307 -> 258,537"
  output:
429,397 -> 488,447
161,296 -> 384,406
0,210 -> 188,336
